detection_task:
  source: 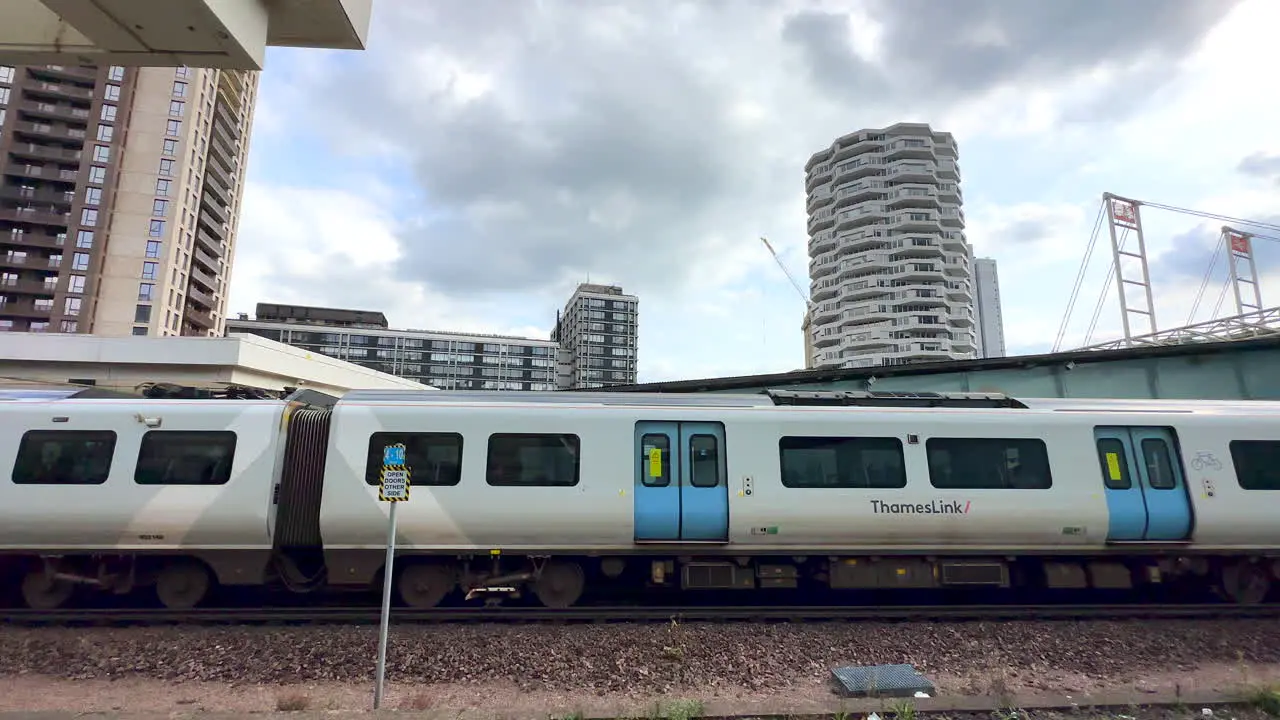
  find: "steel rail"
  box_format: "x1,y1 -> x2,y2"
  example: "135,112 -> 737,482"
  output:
3,602 -> 1277,626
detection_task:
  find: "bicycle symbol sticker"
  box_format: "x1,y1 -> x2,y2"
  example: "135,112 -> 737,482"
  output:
1190,452 -> 1222,472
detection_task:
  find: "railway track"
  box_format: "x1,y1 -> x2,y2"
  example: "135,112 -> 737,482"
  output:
4,602 -> 1278,626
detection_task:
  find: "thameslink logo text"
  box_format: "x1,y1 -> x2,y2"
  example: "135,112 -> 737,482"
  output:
870,499 -> 971,515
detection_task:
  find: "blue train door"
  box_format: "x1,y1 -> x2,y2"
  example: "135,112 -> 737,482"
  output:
1093,426 -> 1193,542
633,421 -> 729,542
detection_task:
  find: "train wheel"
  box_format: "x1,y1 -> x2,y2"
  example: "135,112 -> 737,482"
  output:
21,569 -> 73,610
398,563 -> 454,608
1221,562 -> 1271,605
533,561 -> 584,609
155,560 -> 211,610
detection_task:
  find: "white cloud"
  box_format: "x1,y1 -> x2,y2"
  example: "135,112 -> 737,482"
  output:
228,0 -> 1280,384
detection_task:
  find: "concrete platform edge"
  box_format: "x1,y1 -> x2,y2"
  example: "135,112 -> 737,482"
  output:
0,688 -> 1264,720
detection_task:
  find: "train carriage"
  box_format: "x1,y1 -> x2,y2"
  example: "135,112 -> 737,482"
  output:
2,386 -> 1279,610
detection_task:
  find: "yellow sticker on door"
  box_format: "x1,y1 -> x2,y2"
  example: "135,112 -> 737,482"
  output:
648,447 -> 662,477
1105,452 -> 1122,481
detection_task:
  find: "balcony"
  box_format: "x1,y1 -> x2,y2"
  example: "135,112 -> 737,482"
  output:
189,263 -> 219,293
194,226 -> 223,259
9,142 -> 82,163
0,276 -> 58,295
0,206 -> 72,226
188,286 -> 215,310
20,101 -> 91,123
27,81 -> 95,102
185,307 -> 215,330
29,66 -> 98,82
0,298 -> 55,319
12,121 -> 87,141
0,186 -> 74,205
1,232 -> 65,250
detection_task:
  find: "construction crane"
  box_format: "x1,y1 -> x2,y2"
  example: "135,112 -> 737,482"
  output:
760,236 -> 813,310
760,236 -> 817,369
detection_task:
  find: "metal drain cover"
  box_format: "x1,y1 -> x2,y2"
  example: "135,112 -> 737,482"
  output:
831,663 -> 935,698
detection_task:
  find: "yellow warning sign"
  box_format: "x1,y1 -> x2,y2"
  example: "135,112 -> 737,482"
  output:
1105,452 -> 1122,481
648,447 -> 662,477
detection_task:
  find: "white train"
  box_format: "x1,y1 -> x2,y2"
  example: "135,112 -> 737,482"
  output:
2,386 -> 1278,611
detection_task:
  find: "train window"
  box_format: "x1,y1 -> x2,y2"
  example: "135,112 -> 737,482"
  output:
1095,438 -> 1131,490
135,430 -> 236,485
778,436 -> 906,489
1141,438 -> 1177,489
365,432 -> 462,487
1229,440 -> 1280,490
926,438 -> 1052,490
689,434 -> 720,488
12,430 -> 116,485
486,433 -> 580,487
639,433 -> 670,487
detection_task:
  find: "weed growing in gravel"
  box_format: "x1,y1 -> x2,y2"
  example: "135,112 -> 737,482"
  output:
889,699 -> 917,720
274,692 -> 310,712
1250,686 -> 1280,717
655,697 -> 704,720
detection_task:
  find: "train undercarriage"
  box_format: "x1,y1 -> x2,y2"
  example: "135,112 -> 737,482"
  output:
3,550 -> 1278,610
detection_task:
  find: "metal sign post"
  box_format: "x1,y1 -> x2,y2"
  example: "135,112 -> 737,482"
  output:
373,443 -> 409,710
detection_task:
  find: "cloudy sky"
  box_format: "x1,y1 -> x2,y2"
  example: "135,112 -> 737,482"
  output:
226,0 -> 1280,384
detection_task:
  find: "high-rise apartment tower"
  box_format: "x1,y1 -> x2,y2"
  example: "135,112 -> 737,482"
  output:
804,122 -> 976,369
0,63 -> 256,336
973,256 -> 1006,358
551,283 -> 639,389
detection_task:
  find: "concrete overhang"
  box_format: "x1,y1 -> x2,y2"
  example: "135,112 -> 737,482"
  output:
0,0 -> 371,70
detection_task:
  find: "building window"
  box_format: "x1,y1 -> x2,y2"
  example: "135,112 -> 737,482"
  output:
169,100 -> 184,117
172,81 -> 188,98
152,199 -> 168,217
84,187 -> 101,206
93,145 -> 110,162
136,430 -> 236,485
175,66 -> 190,79
71,252 -> 89,271
162,139 -> 177,156
100,104 -> 116,121
155,178 -> 171,196
59,320 -> 77,332
131,326 -> 148,336
159,159 -> 174,176
363,433 -> 463,487
141,261 -> 158,280
11,430 -> 116,485
149,220 -> 165,237
64,297 -> 81,316
88,166 -> 106,184
134,304 -> 151,324
103,84 -> 120,101
166,119 -> 181,136
68,275 -> 85,293
138,284 -> 155,302
76,230 -> 93,248
145,240 -> 162,259
485,434 -> 580,487
926,438 -> 1053,489
0,66 -> 13,83
0,88 -> 9,105
80,208 -> 98,226
108,65 -> 125,81
96,124 -> 113,141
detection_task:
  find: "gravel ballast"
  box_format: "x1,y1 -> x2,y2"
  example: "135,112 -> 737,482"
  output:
2,619 -> 1279,694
